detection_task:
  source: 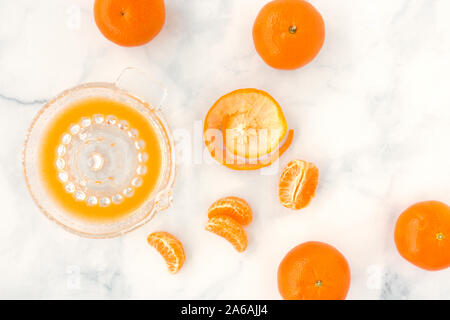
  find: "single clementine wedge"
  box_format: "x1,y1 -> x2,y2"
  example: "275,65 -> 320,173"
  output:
204,88 -> 294,170
278,241 -> 351,300
94,0 -> 165,47
205,216 -> 248,252
147,232 -> 185,274
208,196 -> 253,226
394,200 -> 450,271
279,160 -> 319,210
253,0 -> 325,70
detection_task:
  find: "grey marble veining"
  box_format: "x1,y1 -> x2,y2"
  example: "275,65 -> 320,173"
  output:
0,0 -> 449,299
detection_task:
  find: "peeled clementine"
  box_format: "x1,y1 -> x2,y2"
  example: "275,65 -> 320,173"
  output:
278,241 -> 351,300
253,0 -> 325,70
394,201 -> 450,271
204,88 -> 294,170
279,160 -> 319,210
94,0 -> 165,47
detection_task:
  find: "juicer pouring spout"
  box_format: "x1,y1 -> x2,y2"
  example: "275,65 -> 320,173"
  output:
115,67 -> 168,111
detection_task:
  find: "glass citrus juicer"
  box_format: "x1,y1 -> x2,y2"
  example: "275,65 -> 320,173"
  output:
23,68 -> 176,238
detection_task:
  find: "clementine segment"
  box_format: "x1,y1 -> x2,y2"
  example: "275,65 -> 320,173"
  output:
147,231 -> 185,274
279,160 -> 319,210
278,241 -> 351,300
204,88 -> 294,170
205,216 -> 248,252
208,196 -> 253,226
394,201 -> 450,271
94,0 -> 165,47
253,0 -> 325,70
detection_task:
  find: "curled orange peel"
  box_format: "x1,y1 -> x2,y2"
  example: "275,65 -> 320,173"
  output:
203,88 -> 294,170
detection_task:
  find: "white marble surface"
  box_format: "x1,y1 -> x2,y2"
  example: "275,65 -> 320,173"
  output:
0,0 -> 449,299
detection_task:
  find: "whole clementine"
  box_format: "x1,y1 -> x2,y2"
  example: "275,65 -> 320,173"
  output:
253,0 -> 325,70
278,241 -> 351,300
94,0 -> 165,47
394,201 -> 450,271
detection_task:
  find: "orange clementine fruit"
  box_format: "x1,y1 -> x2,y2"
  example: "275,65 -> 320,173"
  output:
147,231 -> 185,274
279,160 -> 319,210
94,0 -> 165,47
208,196 -> 253,226
205,216 -> 248,252
394,201 -> 450,271
204,88 -> 294,170
278,241 -> 351,300
253,0 -> 325,70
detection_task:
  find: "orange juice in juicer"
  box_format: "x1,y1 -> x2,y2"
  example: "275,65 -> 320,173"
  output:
23,69 -> 176,238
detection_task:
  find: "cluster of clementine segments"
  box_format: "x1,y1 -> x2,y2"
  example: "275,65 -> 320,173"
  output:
94,0 -> 165,47
205,197 -> 253,252
147,231 -> 185,274
278,241 -> 351,300
253,0 -> 325,70
208,196 -> 253,226
204,89 -> 294,170
278,160 -> 319,210
206,216 -> 248,253
394,201 -> 450,271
